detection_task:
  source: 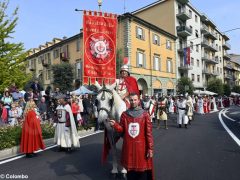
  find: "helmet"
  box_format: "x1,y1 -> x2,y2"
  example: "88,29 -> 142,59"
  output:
120,65 -> 129,73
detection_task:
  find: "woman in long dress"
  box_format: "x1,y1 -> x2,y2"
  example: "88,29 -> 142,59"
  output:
20,100 -> 45,158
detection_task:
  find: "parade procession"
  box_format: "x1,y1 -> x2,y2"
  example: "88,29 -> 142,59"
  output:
1,0 -> 240,180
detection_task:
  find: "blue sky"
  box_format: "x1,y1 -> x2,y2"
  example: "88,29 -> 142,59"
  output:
7,0 -> 240,54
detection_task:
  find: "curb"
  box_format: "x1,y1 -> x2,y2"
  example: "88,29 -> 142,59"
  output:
0,128 -> 96,161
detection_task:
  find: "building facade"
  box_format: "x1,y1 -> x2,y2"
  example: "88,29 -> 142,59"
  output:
132,0 -> 231,90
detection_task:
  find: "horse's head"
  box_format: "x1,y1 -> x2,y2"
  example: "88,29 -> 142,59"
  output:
95,81 -> 116,123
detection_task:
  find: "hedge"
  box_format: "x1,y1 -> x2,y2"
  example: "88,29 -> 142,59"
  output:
0,120 -> 96,151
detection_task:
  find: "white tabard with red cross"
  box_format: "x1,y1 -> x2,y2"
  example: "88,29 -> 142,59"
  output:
116,78 -> 128,98
128,122 -> 140,138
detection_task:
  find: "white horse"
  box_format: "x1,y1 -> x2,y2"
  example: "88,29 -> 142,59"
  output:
95,81 -> 127,178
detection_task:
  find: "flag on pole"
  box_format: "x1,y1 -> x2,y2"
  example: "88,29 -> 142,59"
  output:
83,11 -> 117,85
184,47 -> 190,65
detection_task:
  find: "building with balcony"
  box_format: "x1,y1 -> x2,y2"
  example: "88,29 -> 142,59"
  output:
132,0 -> 231,90
26,35 -> 83,89
228,54 -> 240,87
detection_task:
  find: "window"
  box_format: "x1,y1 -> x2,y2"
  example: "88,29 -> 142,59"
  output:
190,41 -> 193,51
219,46 -> 221,51
136,27 -> 144,40
153,55 -> 160,71
195,30 -> 199,38
197,59 -> 200,67
190,26 -> 193,33
220,68 -> 222,73
196,44 -> 199,52
189,10 -> 192,18
219,57 -> 222,63
167,58 -> 173,73
191,74 -> 195,81
53,48 -> 60,59
46,69 -> 51,80
166,40 -> 171,50
195,15 -> 198,23
197,75 -> 200,82
153,34 -> 160,45
217,67 -> 219,73
76,61 -> 82,79
38,56 -> 43,64
61,45 -> 69,58
76,39 -> 80,52
136,50 -> 146,68
191,57 -> 194,66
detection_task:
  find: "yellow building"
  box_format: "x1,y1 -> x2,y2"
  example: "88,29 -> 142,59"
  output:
117,13 -> 177,95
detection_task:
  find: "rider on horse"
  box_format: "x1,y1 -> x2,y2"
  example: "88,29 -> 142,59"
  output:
115,65 -> 139,108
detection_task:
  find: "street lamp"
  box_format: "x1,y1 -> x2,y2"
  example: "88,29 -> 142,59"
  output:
98,0 -> 102,11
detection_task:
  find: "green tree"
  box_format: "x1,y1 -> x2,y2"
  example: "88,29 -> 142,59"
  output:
0,0 -> 31,92
206,78 -> 223,95
223,84 -> 231,96
116,48 -> 122,78
177,77 -> 194,95
52,63 -> 74,92
232,85 -> 240,94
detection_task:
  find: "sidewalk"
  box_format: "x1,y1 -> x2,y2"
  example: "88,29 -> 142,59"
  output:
0,128 -> 97,161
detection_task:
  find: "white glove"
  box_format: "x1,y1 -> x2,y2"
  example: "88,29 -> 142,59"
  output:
53,123 -> 57,127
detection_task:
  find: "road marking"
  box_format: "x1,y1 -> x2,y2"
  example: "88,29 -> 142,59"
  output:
218,109 -> 240,147
0,130 -> 103,165
229,111 -> 240,115
222,109 -> 236,122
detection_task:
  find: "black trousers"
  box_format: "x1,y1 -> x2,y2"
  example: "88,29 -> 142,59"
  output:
127,170 -> 152,180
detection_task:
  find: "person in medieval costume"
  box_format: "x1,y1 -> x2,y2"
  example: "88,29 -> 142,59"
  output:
54,95 -> 80,152
203,96 -> 209,114
20,101 -> 45,158
156,95 -> 168,129
109,93 -> 154,180
115,65 -> 140,108
168,96 -> 175,114
217,96 -> 224,108
142,94 -> 156,122
197,96 -> 204,115
209,96 -> 218,112
186,95 -> 194,125
177,94 -> 188,128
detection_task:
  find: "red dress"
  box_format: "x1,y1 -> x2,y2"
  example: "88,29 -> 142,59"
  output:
20,110 -> 45,153
113,111 -> 154,179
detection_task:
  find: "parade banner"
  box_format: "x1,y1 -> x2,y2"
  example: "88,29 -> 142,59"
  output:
83,11 -> 117,85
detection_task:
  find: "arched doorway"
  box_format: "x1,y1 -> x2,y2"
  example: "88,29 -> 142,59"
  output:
137,78 -> 148,96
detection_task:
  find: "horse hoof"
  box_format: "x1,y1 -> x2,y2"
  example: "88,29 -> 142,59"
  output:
120,173 -> 127,180
109,173 -> 118,179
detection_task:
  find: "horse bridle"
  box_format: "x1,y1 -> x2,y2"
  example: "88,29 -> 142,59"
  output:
97,85 -> 114,119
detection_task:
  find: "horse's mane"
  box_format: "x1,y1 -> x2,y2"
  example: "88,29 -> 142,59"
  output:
111,89 -> 126,122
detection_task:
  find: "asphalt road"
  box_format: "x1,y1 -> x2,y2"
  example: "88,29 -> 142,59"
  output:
0,106 -> 240,180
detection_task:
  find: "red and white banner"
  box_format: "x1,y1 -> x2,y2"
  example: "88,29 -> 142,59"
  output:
83,11 -> 117,85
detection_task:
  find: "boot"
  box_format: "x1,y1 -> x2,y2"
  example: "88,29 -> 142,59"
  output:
164,120 -> 168,129
185,124 -> 188,129
178,124 -> 182,128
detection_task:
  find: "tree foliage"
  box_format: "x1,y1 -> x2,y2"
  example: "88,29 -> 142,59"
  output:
0,0 -> 32,92
223,84 -> 231,96
52,63 -> 74,92
206,78 -> 223,95
231,85 -> 240,94
177,77 -> 194,95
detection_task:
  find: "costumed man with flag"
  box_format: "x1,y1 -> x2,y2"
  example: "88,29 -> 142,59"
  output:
54,95 -> 80,152
142,94 -> 156,122
116,65 -> 140,108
